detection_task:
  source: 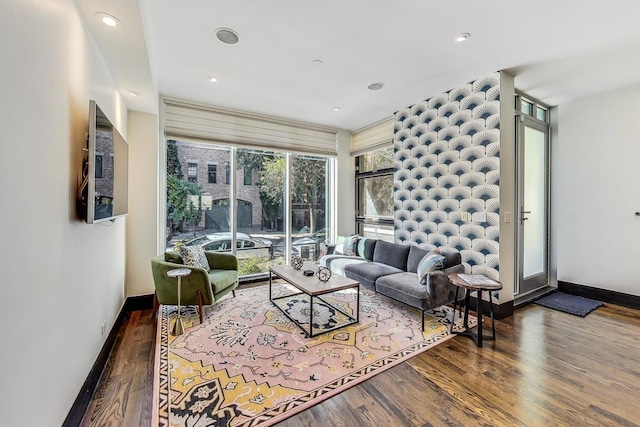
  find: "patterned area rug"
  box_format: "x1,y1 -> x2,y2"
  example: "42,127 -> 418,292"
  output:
152,284 -> 474,427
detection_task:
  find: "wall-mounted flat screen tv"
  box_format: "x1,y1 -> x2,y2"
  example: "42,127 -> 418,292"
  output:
84,100 -> 129,223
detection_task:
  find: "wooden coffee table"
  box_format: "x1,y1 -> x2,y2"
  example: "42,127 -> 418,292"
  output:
270,262 -> 360,337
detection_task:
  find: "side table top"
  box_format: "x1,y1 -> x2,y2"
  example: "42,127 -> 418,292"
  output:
167,268 -> 192,278
449,273 -> 503,291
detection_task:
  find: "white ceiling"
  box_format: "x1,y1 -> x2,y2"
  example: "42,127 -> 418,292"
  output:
77,0 -> 640,131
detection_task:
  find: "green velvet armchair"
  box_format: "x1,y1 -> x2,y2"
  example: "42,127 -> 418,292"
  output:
151,250 -> 239,324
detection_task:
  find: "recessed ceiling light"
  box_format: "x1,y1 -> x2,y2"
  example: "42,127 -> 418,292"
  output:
97,13 -> 121,28
128,90 -> 141,97
333,107 -> 341,112
312,59 -> 324,66
215,27 -> 239,45
208,76 -> 218,83
455,33 -> 471,42
368,82 -> 385,91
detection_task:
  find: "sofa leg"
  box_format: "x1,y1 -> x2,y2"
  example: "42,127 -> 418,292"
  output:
232,289 -> 236,297
421,310 -> 425,331
197,291 -> 204,324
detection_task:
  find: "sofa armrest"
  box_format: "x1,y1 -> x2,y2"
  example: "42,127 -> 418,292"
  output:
427,264 -> 465,306
325,243 -> 336,255
205,251 -> 238,270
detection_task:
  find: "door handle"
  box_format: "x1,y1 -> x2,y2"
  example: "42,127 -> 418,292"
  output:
521,210 -> 531,224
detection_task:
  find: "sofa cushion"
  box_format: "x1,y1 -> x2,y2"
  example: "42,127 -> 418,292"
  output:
343,262 -> 403,290
376,265 -> 462,311
343,234 -> 359,256
179,246 -> 211,270
440,250 -> 462,269
407,245 -> 430,273
359,238 -> 377,261
372,240 -> 411,271
320,255 -> 368,276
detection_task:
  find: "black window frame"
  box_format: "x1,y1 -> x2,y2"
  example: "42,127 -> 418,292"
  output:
207,164 -> 217,184
354,150 -> 394,234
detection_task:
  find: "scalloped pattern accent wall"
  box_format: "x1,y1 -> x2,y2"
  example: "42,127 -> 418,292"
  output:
394,72 -> 501,280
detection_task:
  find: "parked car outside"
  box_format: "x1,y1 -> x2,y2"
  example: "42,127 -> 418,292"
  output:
184,232 -> 272,259
292,228 -> 327,260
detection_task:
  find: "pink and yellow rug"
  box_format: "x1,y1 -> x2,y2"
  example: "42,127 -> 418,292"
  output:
152,284 -> 473,426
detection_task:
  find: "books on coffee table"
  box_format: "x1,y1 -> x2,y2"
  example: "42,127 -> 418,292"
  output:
458,274 -> 499,286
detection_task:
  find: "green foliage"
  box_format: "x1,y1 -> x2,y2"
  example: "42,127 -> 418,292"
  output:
238,256 -> 270,275
167,174 -> 204,230
166,139 -> 204,233
167,140 -> 183,178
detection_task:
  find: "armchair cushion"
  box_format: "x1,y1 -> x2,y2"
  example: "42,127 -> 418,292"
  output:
209,269 -> 239,293
179,246 -> 210,270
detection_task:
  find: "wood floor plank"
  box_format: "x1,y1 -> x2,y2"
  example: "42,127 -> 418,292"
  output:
81,287 -> 640,427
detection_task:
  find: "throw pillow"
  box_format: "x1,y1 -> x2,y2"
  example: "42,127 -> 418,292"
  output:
334,242 -> 345,255
179,246 -> 211,270
416,249 -> 445,286
343,234 -> 359,256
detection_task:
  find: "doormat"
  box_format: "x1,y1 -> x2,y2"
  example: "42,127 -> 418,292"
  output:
152,284 -> 474,426
534,292 -> 603,317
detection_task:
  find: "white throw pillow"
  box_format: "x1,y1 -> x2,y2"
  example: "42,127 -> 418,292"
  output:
416,250 -> 445,286
179,246 -> 211,270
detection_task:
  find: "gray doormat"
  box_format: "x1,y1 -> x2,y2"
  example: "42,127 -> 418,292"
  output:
534,292 -> 604,316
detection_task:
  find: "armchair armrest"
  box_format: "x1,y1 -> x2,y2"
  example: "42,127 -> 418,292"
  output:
205,251 -> 238,270
151,256 -> 215,305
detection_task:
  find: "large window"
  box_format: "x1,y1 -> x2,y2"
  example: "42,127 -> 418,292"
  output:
166,140 -> 332,279
355,146 -> 394,242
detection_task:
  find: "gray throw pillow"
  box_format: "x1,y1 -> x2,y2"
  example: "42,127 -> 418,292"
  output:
416,250 -> 445,286
179,246 -> 210,270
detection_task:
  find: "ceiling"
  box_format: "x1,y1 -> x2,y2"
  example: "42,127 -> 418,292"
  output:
76,0 -> 640,132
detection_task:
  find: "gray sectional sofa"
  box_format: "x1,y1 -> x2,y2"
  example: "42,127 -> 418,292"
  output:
320,238 -> 464,330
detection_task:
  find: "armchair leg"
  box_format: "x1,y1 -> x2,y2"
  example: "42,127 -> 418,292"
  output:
232,289 -> 236,297
197,291 -> 204,324
152,292 -> 160,321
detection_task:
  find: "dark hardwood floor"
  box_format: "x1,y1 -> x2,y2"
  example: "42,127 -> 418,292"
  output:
80,289 -> 640,427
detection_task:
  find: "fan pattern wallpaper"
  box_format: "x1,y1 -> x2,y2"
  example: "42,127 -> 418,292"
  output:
394,72 -> 501,280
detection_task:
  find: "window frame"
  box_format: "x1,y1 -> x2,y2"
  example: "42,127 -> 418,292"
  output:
354,148 -> 394,234
207,163 -> 217,184
187,162 -> 198,183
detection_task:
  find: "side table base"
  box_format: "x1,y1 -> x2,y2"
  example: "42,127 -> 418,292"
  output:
171,318 -> 185,336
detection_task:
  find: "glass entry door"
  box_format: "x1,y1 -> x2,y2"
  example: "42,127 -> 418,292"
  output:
517,112 -> 549,296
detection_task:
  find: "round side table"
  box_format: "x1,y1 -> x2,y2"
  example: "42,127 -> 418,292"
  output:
167,268 -> 191,336
448,273 -> 502,348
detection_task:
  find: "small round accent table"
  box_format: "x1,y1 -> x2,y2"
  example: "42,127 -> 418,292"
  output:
448,273 -> 503,348
167,268 -> 191,336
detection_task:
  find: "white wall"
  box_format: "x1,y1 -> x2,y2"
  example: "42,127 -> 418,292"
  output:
0,1 -> 128,425
554,83 -> 640,296
336,129 -> 356,236
126,111 -> 159,296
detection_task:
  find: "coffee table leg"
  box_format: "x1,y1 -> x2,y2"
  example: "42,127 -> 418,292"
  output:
309,295 -> 313,337
356,285 -> 360,323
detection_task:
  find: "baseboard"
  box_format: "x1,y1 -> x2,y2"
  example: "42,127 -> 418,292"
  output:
62,293 -> 154,427
465,297 -> 514,320
558,281 -> 640,310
